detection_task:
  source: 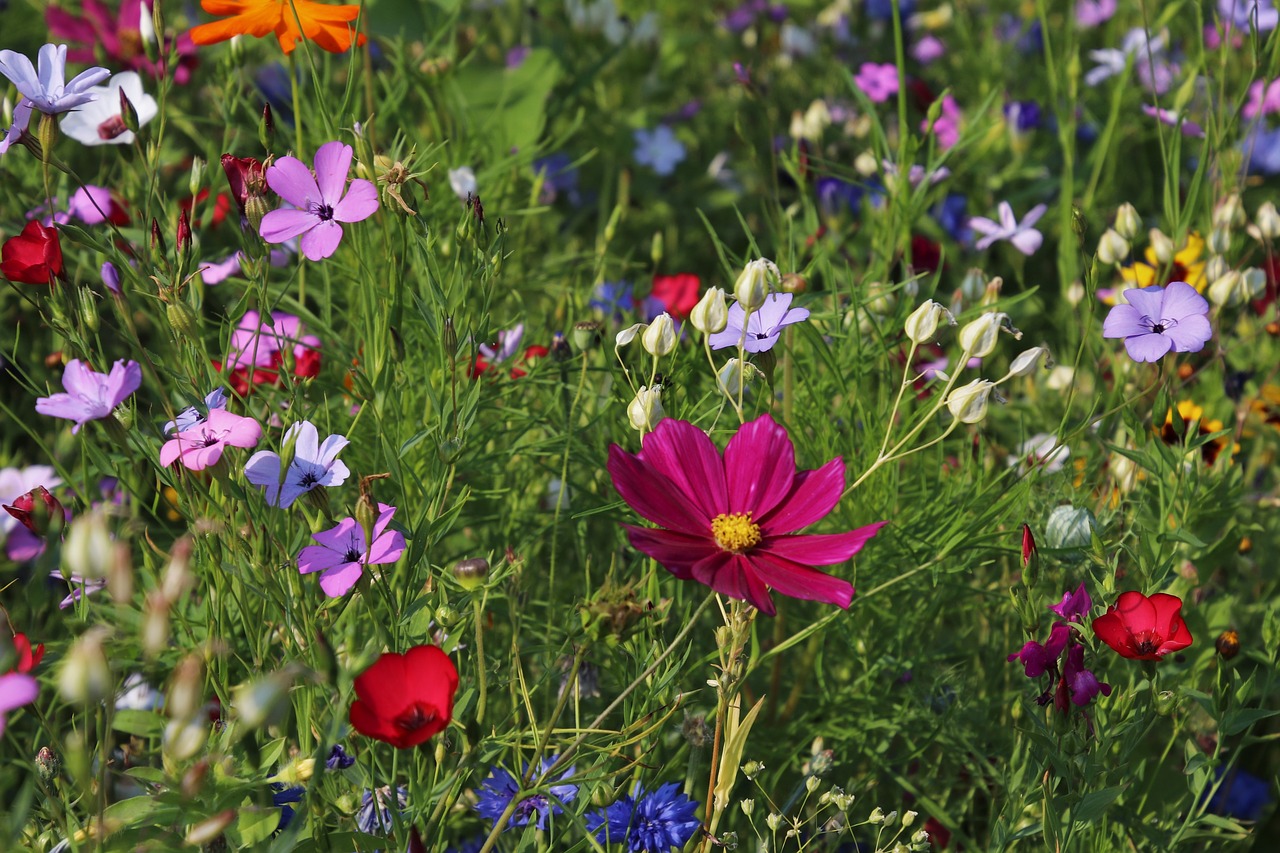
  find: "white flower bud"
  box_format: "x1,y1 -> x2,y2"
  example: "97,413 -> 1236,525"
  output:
169,655 -> 205,723
1065,281 -> 1085,306
627,386 -> 665,431
912,829 -> 930,844
904,300 -> 953,344
690,287 -> 728,334
641,313 -> 677,356
1203,255 -> 1229,286
616,323 -> 646,348
960,269 -> 987,303
869,807 -> 886,824
1208,270 -> 1244,307
1114,203 -> 1141,240
854,150 -> 879,176
163,718 -> 208,761
884,810 -> 899,827
718,358 -> 752,397
1008,345 -> 1051,376
805,775 -> 821,793
1046,365 -> 1076,392
957,312 -> 1007,358
1149,228 -> 1175,265
59,627 -> 112,704
1208,226 -> 1231,255
741,799 -> 755,817
1096,229 -> 1130,265
234,672 -> 291,730
766,813 -> 784,831
946,379 -> 995,424
734,259 -> 779,311
1256,201 -> 1280,240
1242,266 -> 1267,299
63,508 -> 114,580
902,810 -> 918,828
1213,193 -> 1244,229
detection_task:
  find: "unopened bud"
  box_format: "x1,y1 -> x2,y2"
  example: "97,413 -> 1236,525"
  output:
150,217 -> 165,256
169,655 -> 205,722
1149,228 -> 1175,265
805,776 -> 821,793
734,259 -> 778,311
718,358 -> 751,397
442,316 -> 459,358
260,103 -> 275,151
1208,227 -> 1231,255
958,312 -> 1007,359
118,87 -> 140,135
741,799 -> 755,817
904,300 -> 953,344
766,813 -> 783,831
1242,266 -> 1267,300
869,807 -> 886,824
59,627 -> 111,704
946,379 -> 995,424
627,385 -> 665,432
742,760 -> 764,779
1256,201 -> 1280,239
1008,345 -> 1051,377
142,593 -> 170,657
78,287 -> 100,333
641,313 -> 677,357
234,671 -> 292,729
107,541 -> 132,603
164,717 -> 208,761
36,746 -> 59,781
453,557 -> 490,590
1096,228 -> 1130,265
188,157 -> 204,198
176,209 -> 192,256
1213,193 -> 1244,229
1114,203 -> 1141,240
902,810 -> 918,828
1208,270 -> 1245,307
690,287 -> 728,334
161,536 -> 195,602
960,269 -> 987,303
1215,629 -> 1240,660
166,301 -> 199,339
63,508 -> 114,579
186,811 -> 236,846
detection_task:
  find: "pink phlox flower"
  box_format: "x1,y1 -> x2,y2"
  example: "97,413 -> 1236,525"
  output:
0,44 -> 110,155
1049,582 -> 1093,623
969,201 -> 1047,255
259,140 -> 380,261
1075,0 -> 1117,27
35,359 -> 142,433
160,408 -> 262,471
911,35 -> 945,64
921,94 -> 961,149
46,0 -> 198,84
479,324 -> 525,361
0,672 -> 39,739
881,160 -> 950,189
297,503 -> 406,597
1245,79 -> 1280,119
243,420 -> 350,508
708,293 -> 810,353
1142,105 -> 1205,137
854,63 -> 899,103
48,569 -> 106,609
606,413 -> 886,616
1102,281 -> 1212,362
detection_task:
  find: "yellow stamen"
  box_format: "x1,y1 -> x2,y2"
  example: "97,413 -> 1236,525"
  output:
711,512 -> 762,553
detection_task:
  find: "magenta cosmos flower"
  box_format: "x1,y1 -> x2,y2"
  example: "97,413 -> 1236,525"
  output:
297,503 -> 406,597
159,408 -> 262,471
606,414 -> 886,615
1102,281 -> 1211,362
259,140 -> 379,261
35,359 -> 141,433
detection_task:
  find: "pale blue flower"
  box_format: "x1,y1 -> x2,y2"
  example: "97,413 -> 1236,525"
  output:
0,44 -> 110,155
633,126 -> 686,176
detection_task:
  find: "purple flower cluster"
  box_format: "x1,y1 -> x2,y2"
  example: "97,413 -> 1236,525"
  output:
1008,584 -> 1111,714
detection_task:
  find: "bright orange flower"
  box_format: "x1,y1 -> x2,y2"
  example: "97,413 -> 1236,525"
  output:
189,0 -> 367,55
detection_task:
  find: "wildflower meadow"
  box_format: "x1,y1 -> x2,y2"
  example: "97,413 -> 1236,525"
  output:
4,0 -> 1280,850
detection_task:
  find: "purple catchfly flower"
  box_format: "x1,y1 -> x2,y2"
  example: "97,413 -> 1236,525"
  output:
243,420 -> 350,508
854,63 -> 899,103
1102,281 -> 1212,362
0,44 -> 110,155
259,140 -> 379,261
587,782 -> 701,853
296,503 -> 405,597
1049,583 -> 1093,623
633,126 -> 686,176
35,359 -> 141,433
709,293 -> 810,352
969,201 -> 1047,255
160,409 -> 262,471
0,672 -> 38,739
475,759 -> 578,831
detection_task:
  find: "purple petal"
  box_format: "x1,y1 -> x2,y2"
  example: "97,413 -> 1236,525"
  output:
1164,314 -> 1212,353
367,529 -> 406,565
967,216 -> 1001,237
289,421 -> 320,462
243,451 -> 284,505
332,179 -> 379,222
297,543 -> 343,575
1020,204 -> 1048,229
266,155 -> 321,209
319,563 -> 364,597
106,360 -> 142,406
1122,284 -> 1166,318
300,220 -> 343,260
1159,281 -> 1209,321
312,141 -> 353,205
1124,332 -> 1173,362
1010,228 -> 1043,256
260,208 -> 317,244
1102,304 -> 1150,339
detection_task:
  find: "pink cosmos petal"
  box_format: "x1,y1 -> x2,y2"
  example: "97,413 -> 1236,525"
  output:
691,552 -> 775,615
312,140 -> 353,204
760,522 -> 886,565
1010,229 -> 1043,256
606,445 -> 708,536
757,459 -> 846,535
638,418 -> 725,525
1124,333 -> 1174,362
300,220 -> 344,261
1159,281 -> 1208,319
723,414 -> 795,518
319,562 -> 364,597
1121,284 -> 1165,319
623,525 -> 718,578
746,549 -> 854,609
1164,315 -> 1211,352
266,155 -> 321,209
332,179 -> 379,222
260,208 -> 318,243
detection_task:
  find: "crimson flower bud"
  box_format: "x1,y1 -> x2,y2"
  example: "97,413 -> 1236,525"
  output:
150,217 -> 166,256
176,209 -> 192,255
119,87 -> 140,135
4,486 -> 65,538
260,103 -> 275,151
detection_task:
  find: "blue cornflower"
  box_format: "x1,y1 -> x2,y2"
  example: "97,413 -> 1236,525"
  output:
446,838 -> 485,853
326,743 -> 355,770
633,126 -> 686,176
271,784 -> 305,832
933,194 -> 971,243
591,281 -> 636,319
356,786 -> 408,836
587,783 -> 701,852
1206,766 -> 1272,822
865,0 -> 914,19
474,759 -> 578,831
1003,100 -> 1043,134
163,388 -> 228,436
1243,125 -> 1280,176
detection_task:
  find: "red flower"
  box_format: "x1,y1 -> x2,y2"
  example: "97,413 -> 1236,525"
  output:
179,188 -> 232,229
349,645 -> 458,749
2,221 -> 63,285
9,633 -> 45,674
651,273 -> 700,320
220,154 -> 267,216
607,413 -> 886,616
3,486 -> 65,535
1092,591 -> 1193,660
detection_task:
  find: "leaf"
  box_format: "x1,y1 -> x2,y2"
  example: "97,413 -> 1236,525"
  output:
236,806 -> 280,848
451,50 -> 563,158
1221,707 -> 1279,736
1070,785 -> 1124,827
113,709 -> 166,738
104,796 -> 181,827
713,695 -> 766,808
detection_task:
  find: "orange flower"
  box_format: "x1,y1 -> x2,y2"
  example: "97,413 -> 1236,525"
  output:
189,0 -> 366,55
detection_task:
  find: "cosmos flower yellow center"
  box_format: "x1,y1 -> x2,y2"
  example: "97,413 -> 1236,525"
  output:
711,512 -> 762,553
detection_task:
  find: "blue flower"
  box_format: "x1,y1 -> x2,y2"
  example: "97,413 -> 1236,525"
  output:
633,126 -> 686,176
1003,100 -> 1043,134
357,786 -> 408,836
865,0 -> 915,20
326,743 -> 355,770
816,177 -> 863,217
533,152 -> 581,205
933,194 -> 971,243
591,281 -> 635,317
163,388 -> 228,436
474,759 -> 577,831
1242,125 -> 1280,176
243,420 -> 350,508
446,838 -> 485,853
1206,766 -> 1272,822
271,784 -> 305,832
587,783 -> 701,852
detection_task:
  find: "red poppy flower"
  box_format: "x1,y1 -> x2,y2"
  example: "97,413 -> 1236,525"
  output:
8,633 -> 45,674
651,273 -> 700,320
607,413 -> 886,616
2,221 -> 63,285
1092,591 -> 1193,660
349,645 -> 458,749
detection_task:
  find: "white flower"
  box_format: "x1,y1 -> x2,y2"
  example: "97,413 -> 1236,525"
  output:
58,71 -> 157,147
448,166 -> 477,200
626,386 -> 664,431
1007,434 -> 1070,473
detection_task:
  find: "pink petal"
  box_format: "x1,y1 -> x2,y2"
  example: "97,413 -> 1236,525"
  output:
724,414 -> 796,518
333,179 -> 379,223
368,530 -> 406,565
638,418 -> 726,525
260,208 -> 317,244
312,141 -> 353,205
746,550 -> 854,609
300,220 -> 344,260
297,543 -> 343,574
319,562 -> 364,597
266,155 -> 321,209
690,552 -> 776,615
759,522 -> 886,566
159,438 -> 182,467
624,525 -> 718,578
607,445 -> 709,536
757,458 -> 845,534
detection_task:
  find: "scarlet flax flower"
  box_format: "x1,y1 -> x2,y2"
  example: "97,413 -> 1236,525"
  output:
348,645 -> 458,748
607,413 -> 886,616
189,0 -> 368,56
1092,591 -> 1193,660
2,221 -> 63,285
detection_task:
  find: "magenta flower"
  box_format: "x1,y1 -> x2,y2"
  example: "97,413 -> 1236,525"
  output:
854,63 -> 898,103
969,201 -> 1047,255
160,409 -> 262,471
921,94 -> 961,149
259,140 -> 379,261
48,569 -> 106,609
1102,281 -> 1212,362
1008,622 -> 1071,678
0,672 -> 38,739
297,503 -> 406,597
1142,105 -> 1205,138
225,310 -> 320,371
1075,0 -> 1116,27
35,359 -> 141,433
708,293 -> 810,353
1245,79 -> 1280,119
607,414 -> 886,616
46,0 -> 198,84
1049,583 -> 1092,623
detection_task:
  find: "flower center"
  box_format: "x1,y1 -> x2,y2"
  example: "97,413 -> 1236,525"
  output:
711,512 -> 761,553
98,116 -> 128,140
312,202 -> 335,221
392,702 -> 437,734
1132,630 -> 1161,656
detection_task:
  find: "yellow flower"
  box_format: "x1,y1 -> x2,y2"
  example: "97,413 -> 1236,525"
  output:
1116,232 -> 1207,296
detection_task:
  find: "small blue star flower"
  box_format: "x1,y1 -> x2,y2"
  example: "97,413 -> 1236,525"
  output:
587,782 -> 701,852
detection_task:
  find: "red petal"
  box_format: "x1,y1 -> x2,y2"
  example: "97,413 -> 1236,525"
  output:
724,414 -> 795,518
1092,610 -> 1138,658
758,522 -> 886,566
624,525 -> 717,579
607,444 -> 708,535
639,417 -> 726,523
1147,593 -> 1186,641
746,550 -> 854,609
402,645 -> 459,715
757,458 -> 846,534
1112,590 -> 1156,632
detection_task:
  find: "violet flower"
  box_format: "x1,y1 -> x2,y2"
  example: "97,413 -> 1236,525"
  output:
243,420 -> 350,508
854,63 -> 899,103
1049,583 -> 1093,623
259,140 -> 379,261
921,94 -> 962,149
160,408 -> 262,471
1075,0 -> 1116,27
48,570 -> 107,609
1219,0 -> 1279,31
1244,79 -> 1280,119
164,389 -> 228,435
1143,105 -> 1205,138
633,126 -> 686,176
478,324 -> 525,362
296,503 -> 405,597
1102,281 -> 1212,362
969,201 -> 1047,255
709,293 -> 810,352
0,44 -> 110,155
0,672 -> 38,739
1008,622 -> 1071,678
35,359 -> 141,433
226,310 -> 319,371
46,0 -> 199,84
1063,644 -> 1111,706
1085,29 -> 1173,92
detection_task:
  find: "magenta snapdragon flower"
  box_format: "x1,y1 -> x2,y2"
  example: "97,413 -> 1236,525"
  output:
160,408 -> 262,471
297,503 -> 406,596
1102,281 -> 1212,362
259,141 -> 379,261
35,359 -> 141,433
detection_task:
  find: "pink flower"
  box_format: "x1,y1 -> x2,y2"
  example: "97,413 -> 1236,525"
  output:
911,35 -> 945,64
969,201 -> 1047,255
606,414 -> 886,616
259,140 -> 379,261
46,0 -> 199,84
1244,79 -> 1280,120
1142,105 -> 1204,138
0,672 -> 38,739
35,359 -> 141,434
854,63 -> 899,103
297,504 -> 406,597
921,94 -> 961,149
160,408 -> 262,470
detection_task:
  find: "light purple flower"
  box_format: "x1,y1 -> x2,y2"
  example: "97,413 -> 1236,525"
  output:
243,420 -> 350,508
1075,0 -> 1116,27
48,570 -> 106,609
259,140 -> 379,261
1085,29 -> 1171,90
0,672 -> 39,739
164,388 -> 228,435
100,261 -> 122,294
1143,105 -> 1205,137
854,63 -> 899,103
912,35 -> 946,64
479,324 -> 524,362
708,293 -> 810,352
969,201 -> 1047,255
0,43 -> 110,155
1102,281 -> 1212,362
881,160 -> 950,189
68,186 -> 116,224
35,359 -> 141,433
1049,583 -> 1093,623
200,252 -> 245,286
160,408 -> 262,471
1244,79 -> 1280,119
633,126 -> 686,176
297,503 -> 406,597
1219,0 -> 1279,31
